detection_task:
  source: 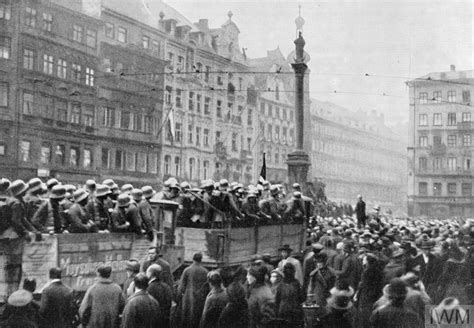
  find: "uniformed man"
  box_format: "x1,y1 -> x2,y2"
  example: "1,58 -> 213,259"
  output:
24,178 -> 46,226
110,194 -> 142,234
260,185 -> 285,223
292,183 -> 314,222
86,184 -> 112,232
32,185 -> 67,233
66,189 -> 98,233
132,188 -> 153,239
284,191 -> 306,224
5,180 -> 33,240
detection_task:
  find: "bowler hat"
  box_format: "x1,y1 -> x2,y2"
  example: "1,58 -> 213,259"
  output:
9,180 -> 29,197
7,289 -> 33,307
50,185 -> 67,200
117,194 -> 131,208
73,189 -> 89,203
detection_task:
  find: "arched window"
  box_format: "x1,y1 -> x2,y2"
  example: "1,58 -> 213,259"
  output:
189,158 -> 195,180
203,161 -> 209,180
164,155 -> 171,175
174,157 -> 180,177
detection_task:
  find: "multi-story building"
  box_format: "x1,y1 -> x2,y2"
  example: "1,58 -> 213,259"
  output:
0,0 -> 103,183
407,66 -> 474,217
311,99 -> 407,210
249,48 -> 297,183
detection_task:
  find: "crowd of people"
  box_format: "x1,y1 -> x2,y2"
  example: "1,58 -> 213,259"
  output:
1,176 -> 474,327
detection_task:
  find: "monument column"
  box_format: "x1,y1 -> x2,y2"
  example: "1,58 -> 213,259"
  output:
287,10 -> 311,185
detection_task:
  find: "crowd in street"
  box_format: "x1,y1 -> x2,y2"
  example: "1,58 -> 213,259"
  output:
1,176 -> 474,327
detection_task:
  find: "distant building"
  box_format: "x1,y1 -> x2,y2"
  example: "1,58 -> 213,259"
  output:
407,66 -> 474,217
311,99 -> 407,210
249,48 -> 297,183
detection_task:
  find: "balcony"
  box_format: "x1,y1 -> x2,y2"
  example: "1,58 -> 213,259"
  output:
428,143 -> 447,156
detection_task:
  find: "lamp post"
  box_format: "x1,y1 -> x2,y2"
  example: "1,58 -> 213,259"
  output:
287,8 -> 311,185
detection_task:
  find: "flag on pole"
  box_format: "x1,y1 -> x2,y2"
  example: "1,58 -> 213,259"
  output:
258,152 -> 266,184
168,106 -> 175,140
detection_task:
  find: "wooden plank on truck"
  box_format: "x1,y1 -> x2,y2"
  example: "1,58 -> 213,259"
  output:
228,227 -> 255,265
281,224 -> 304,253
257,225 -> 282,257
175,227 -> 225,265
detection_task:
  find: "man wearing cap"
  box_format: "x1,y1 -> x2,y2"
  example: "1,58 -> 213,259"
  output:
277,244 -> 303,284
79,265 -> 124,328
123,259 -> 140,299
110,194 -> 142,234
66,189 -> 98,233
25,178 -> 46,225
132,188 -> 154,239
284,191 -> 306,224
307,252 -> 336,306
292,183 -> 314,222
32,185 -> 67,233
260,185 -> 285,224
355,195 -> 366,228
241,190 -> 270,226
39,267 -> 74,328
6,179 -> 36,239
85,184 -> 112,232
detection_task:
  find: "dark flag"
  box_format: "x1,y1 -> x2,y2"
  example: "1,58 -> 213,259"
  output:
258,152 -> 266,184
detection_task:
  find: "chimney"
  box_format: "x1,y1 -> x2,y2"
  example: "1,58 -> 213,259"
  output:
197,19 -> 209,30
450,64 -> 456,71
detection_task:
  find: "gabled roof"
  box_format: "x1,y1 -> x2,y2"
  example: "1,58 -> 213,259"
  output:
102,0 -> 199,32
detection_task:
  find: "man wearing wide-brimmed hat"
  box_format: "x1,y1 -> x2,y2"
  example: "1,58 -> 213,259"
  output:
6,179 -> 36,239
24,178 -> 45,224
110,194 -> 142,234
86,184 -> 111,232
66,189 -> 97,233
370,278 -> 421,328
411,236 -> 439,292
32,184 -> 67,233
277,244 -> 303,284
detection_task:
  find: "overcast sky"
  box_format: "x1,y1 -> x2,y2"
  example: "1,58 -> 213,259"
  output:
163,0 -> 473,125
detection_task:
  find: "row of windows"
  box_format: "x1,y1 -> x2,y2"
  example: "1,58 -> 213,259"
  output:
418,134 -> 472,147
260,123 -> 294,145
19,140 -> 93,169
418,182 -> 472,196
22,48 -> 94,85
166,88 -> 253,125
163,156 -> 211,181
24,7 -> 53,32
101,107 -> 155,134
418,157 -> 470,171
419,90 -> 470,104
260,102 -> 293,121
419,112 -> 471,126
101,147 -> 158,174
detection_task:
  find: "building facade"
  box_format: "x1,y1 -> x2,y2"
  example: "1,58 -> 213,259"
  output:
407,67 -> 474,217
249,48 -> 297,183
311,99 -> 407,210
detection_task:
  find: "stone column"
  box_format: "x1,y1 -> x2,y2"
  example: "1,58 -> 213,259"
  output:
287,31 -> 311,185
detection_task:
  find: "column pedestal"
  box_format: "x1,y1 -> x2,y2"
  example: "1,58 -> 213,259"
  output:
287,150 -> 311,186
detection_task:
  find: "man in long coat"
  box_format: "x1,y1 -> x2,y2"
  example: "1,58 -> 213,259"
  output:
121,273 -> 161,328
355,195 -> 366,228
39,267 -> 74,328
177,252 -> 209,328
79,265 -> 124,328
